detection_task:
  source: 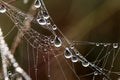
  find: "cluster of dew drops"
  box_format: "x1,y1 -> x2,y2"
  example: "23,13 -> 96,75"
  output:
0,0 -> 100,69
33,0 -> 83,65
1,1 -> 120,79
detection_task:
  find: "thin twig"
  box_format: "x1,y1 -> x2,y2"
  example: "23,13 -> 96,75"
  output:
10,1 -> 37,54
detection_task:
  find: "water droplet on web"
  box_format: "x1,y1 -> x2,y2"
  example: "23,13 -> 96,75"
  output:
34,0 -> 41,8
70,44 -> 74,49
8,71 -> 12,76
64,47 -> 72,59
46,20 -> 51,25
54,36 -> 62,47
96,43 -> 100,46
37,18 -> 47,25
50,39 -> 54,43
82,61 -> 89,67
0,5 -> 6,13
15,67 -> 23,73
52,25 -> 57,30
41,10 -> 49,19
94,71 -> 98,75
113,43 -> 118,48
104,43 -> 108,47
75,51 -> 79,55
71,55 -> 78,62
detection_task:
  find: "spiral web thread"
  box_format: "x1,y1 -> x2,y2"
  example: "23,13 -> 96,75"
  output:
0,0 -> 120,80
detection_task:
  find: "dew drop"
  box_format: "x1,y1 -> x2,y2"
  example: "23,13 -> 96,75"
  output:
75,51 -> 79,55
94,71 -> 98,75
46,20 -> 51,25
104,43 -> 107,47
0,5 -> 6,13
8,71 -> 12,76
113,43 -> 118,48
96,43 -> 100,46
70,44 -> 74,49
34,0 -> 41,8
64,47 -> 72,59
82,61 -> 89,67
37,18 -> 46,25
50,39 -> 54,43
41,10 -> 49,19
52,25 -> 57,30
71,55 -> 78,62
54,36 -> 62,47
16,67 -> 23,73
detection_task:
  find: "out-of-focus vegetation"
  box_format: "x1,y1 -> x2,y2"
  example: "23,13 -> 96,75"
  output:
0,0 -> 120,80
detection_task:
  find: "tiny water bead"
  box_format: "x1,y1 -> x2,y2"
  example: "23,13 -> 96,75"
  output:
96,43 -> 100,46
64,47 -> 72,59
15,67 -> 23,73
37,18 -> 47,25
41,11 -> 49,19
34,0 -> 41,8
70,44 -> 74,49
0,5 -> 6,13
82,61 -> 89,67
104,43 -> 108,47
8,71 -> 12,76
71,55 -> 78,63
52,25 -> 57,30
53,36 -> 62,47
94,71 -> 98,75
46,20 -> 51,25
113,43 -> 118,48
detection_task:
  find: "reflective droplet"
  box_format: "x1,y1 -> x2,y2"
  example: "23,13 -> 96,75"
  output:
46,20 -> 51,25
82,61 -> 89,67
64,47 -> 72,59
71,55 -> 78,62
16,67 -> 23,73
75,51 -> 79,55
96,43 -> 100,46
0,5 -> 6,13
54,36 -> 62,47
70,44 -> 74,49
41,11 -> 49,19
34,0 -> 41,8
52,25 -> 57,30
8,71 -> 12,76
94,71 -> 98,75
104,43 -> 107,47
37,18 -> 46,25
50,39 -> 54,43
113,43 -> 118,48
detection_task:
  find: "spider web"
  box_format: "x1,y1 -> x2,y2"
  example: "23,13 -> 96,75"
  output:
0,0 -> 120,80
